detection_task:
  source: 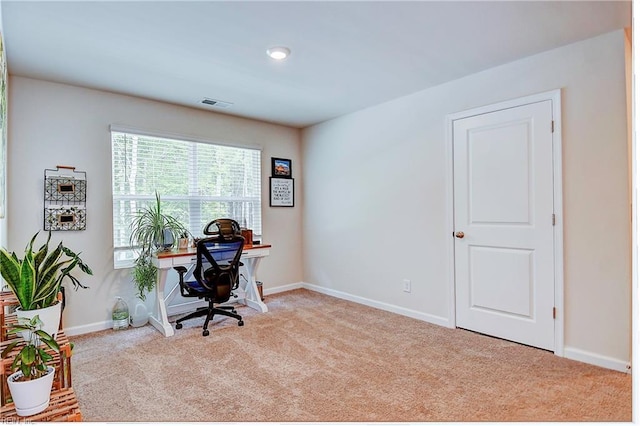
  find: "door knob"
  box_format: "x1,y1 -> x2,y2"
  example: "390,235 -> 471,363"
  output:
455,231 -> 465,239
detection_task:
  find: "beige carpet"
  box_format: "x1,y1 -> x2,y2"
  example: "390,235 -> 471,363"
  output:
70,289 -> 632,422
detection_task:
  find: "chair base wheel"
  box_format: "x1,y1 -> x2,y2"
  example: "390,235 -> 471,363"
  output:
203,329 -> 210,336
175,323 -> 183,329
238,320 -> 244,326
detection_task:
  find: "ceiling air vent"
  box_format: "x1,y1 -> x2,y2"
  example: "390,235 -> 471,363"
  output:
201,98 -> 233,108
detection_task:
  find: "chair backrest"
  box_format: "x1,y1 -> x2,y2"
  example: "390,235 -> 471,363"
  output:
193,235 -> 245,301
203,218 -> 242,240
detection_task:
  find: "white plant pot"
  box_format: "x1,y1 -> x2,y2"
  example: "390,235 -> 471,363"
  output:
15,302 -> 61,341
7,366 -> 55,416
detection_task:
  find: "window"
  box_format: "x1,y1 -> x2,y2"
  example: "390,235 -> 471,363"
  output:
111,129 -> 261,268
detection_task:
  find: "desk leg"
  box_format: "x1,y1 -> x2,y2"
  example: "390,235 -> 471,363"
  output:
242,257 -> 268,313
148,267 -> 175,337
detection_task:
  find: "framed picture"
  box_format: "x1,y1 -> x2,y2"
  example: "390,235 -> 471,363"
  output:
270,177 -> 294,207
271,157 -> 292,178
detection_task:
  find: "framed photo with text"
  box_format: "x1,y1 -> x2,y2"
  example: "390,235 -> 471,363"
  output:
270,177 -> 294,207
271,157 -> 292,179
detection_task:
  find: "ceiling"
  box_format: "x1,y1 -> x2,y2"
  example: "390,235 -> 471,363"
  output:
0,1 -> 631,128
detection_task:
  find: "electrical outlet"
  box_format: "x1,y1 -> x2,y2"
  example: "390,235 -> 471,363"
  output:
403,279 -> 411,293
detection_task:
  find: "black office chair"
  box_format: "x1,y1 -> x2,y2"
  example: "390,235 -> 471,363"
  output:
173,234 -> 245,336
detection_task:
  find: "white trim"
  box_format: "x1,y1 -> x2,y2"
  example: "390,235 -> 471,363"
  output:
444,108 -> 456,329
64,320 -> 112,337
564,347 -> 631,374
265,281 -> 450,326
301,282 -> 450,328
550,90 -> 565,357
263,282 -> 304,296
444,89 -> 565,355
109,124 -> 263,151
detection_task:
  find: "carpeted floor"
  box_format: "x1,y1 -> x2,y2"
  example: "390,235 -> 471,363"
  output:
70,289 -> 632,422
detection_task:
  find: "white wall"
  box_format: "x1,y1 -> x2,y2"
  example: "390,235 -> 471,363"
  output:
302,30 -> 631,368
7,77 -> 303,333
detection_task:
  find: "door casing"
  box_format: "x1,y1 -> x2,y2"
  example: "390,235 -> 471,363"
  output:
444,89 -> 564,356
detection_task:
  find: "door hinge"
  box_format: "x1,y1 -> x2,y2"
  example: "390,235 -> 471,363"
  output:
553,307 -> 556,319
551,120 -> 555,133
552,213 -> 556,226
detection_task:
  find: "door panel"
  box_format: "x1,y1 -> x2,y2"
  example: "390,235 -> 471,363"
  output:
453,100 -> 554,351
469,246 -> 533,318
468,121 -> 531,224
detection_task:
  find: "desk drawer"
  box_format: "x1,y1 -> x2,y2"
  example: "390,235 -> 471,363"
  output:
241,248 -> 270,258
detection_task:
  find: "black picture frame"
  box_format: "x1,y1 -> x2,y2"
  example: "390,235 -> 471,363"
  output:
271,157 -> 292,178
270,177 -> 294,207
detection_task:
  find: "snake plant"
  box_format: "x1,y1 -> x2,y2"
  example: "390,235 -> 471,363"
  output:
0,231 -> 92,310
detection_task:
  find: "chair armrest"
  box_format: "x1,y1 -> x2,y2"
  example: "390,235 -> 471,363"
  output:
174,266 -> 188,275
174,266 -> 191,297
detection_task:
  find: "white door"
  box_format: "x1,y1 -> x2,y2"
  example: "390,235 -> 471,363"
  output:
453,100 -> 555,351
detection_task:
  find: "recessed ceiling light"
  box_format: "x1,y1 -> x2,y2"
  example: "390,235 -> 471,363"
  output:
266,46 -> 290,60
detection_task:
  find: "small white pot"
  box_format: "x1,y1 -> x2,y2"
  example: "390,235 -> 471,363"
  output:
7,366 -> 55,416
15,302 -> 61,341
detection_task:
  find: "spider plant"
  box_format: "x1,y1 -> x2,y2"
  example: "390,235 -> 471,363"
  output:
129,192 -> 186,300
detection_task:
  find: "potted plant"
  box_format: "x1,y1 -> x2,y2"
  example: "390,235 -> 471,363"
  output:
1,315 -> 60,416
0,231 -> 92,339
130,192 -> 186,300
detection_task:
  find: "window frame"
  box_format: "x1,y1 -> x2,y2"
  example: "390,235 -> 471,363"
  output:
110,126 -> 262,269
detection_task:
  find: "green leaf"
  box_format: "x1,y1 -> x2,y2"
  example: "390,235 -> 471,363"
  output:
11,354 -> 20,371
30,314 -> 43,328
38,348 -> 53,363
36,331 -> 60,352
1,341 -> 18,359
7,325 -> 29,334
21,345 -> 36,366
32,231 -> 50,274
18,254 -> 36,310
0,248 -> 22,298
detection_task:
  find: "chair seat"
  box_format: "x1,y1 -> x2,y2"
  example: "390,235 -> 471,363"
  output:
183,280 -> 206,293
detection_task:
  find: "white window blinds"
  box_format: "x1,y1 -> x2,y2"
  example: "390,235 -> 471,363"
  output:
111,131 -> 261,268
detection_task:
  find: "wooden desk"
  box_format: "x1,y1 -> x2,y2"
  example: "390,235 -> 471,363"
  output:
150,244 -> 271,337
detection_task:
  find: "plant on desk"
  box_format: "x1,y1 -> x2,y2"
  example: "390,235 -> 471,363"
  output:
0,231 -> 92,339
1,315 -> 60,416
129,191 -> 187,300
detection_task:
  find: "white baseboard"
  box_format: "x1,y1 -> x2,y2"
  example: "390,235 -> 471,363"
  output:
564,346 -> 631,374
298,282 -> 450,328
263,282 -> 304,295
64,320 -> 111,337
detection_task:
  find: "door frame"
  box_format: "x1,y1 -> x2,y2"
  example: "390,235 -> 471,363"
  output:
444,89 -> 564,356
